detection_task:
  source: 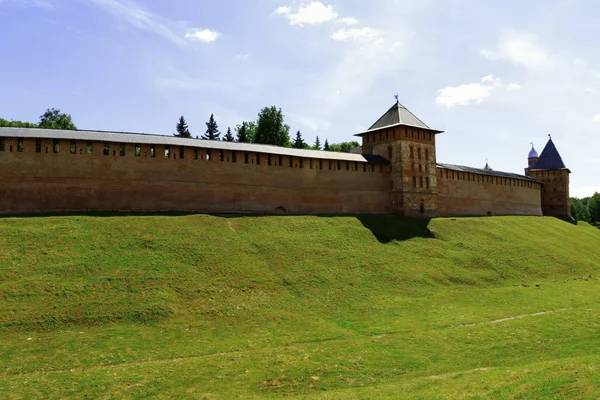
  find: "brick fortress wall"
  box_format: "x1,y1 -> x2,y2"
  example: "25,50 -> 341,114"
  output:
0,137 -> 392,215
437,167 -> 543,216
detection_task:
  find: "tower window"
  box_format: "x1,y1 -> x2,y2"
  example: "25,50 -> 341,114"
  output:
420,177 -> 424,188
104,143 -> 110,156
425,149 -> 429,161
151,145 -> 156,158
135,144 -> 141,157
53,139 -> 59,153
426,177 -> 430,189
87,142 -> 93,155
17,138 -> 24,152
410,147 -> 414,159
412,176 -> 417,188
165,145 -> 170,158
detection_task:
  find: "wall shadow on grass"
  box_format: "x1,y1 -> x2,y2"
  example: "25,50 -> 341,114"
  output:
356,215 -> 435,244
0,211 -> 435,244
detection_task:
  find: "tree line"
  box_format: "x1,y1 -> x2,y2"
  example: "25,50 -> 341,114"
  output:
1,106 -> 360,152
174,106 -> 359,152
0,109 -> 76,130
571,194 -> 600,228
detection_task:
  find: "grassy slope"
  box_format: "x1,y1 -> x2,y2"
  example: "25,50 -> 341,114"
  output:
0,215 -> 599,399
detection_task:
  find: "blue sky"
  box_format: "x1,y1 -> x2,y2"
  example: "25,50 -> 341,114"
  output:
1,0 -> 598,197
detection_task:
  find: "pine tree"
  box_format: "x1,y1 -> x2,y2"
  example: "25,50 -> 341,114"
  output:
223,127 -> 235,142
324,139 -> 330,151
313,136 -> 321,150
292,130 -> 306,149
173,116 -> 191,138
202,114 -> 220,140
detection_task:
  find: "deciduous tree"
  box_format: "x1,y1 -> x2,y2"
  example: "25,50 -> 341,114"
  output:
236,122 -> 255,143
38,109 -> 76,130
254,106 -> 290,147
328,141 -> 360,153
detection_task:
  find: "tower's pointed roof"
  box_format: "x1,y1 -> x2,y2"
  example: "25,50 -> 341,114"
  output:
355,101 -> 443,136
532,138 -> 568,171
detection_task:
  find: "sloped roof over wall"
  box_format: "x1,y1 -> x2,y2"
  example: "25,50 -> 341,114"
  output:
438,163 -> 537,181
0,127 -> 390,164
531,138 -> 568,171
356,102 -> 444,135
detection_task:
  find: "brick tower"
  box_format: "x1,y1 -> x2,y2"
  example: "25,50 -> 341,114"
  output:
527,137 -> 571,219
356,100 -> 444,216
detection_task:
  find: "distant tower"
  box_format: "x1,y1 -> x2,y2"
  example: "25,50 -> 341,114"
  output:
527,137 -> 571,219
525,143 -> 539,175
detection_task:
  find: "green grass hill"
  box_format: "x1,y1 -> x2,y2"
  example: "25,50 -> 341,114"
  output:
1,215 -> 600,399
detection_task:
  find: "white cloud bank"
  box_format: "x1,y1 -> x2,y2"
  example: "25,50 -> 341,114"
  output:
436,75 -> 521,108
480,30 -> 553,70
275,2 -> 382,44
88,0 -> 219,45
185,29 -> 219,43
274,2 -> 337,26
331,27 -> 380,42
592,114 -> 600,122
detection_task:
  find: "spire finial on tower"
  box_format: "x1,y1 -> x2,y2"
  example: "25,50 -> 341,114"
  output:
548,133 -> 552,139
394,93 -> 399,103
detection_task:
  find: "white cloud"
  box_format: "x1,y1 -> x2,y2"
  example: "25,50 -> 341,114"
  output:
436,75 -> 521,108
88,0 -> 219,46
592,114 -> 600,122
338,17 -> 359,26
185,29 -> 219,43
480,30 -> 552,70
274,1 -> 338,26
331,27 -> 380,42
585,87 -> 596,93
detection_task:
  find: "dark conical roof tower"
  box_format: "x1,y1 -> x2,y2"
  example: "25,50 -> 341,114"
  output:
528,136 -> 572,220
532,137 -> 568,170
